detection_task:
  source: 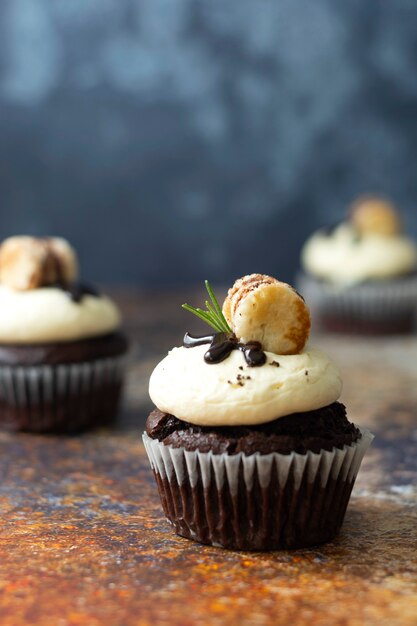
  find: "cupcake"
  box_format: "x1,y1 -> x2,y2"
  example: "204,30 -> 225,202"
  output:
298,197 -> 417,334
0,236 -> 129,433
143,275 -> 373,550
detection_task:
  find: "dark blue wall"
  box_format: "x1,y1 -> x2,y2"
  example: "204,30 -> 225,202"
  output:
0,0 -> 417,286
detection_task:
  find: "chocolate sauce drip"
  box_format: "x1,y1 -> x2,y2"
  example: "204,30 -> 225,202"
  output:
204,333 -> 237,363
240,342 -> 267,366
183,332 -> 266,367
183,333 -> 218,348
52,282 -> 99,303
64,282 -> 99,303
321,221 -> 340,236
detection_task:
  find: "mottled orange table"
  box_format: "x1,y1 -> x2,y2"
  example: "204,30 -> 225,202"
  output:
0,290 -> 416,626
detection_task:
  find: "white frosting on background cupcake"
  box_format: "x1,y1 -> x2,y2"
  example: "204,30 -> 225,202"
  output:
0,286 -> 120,343
149,345 -> 342,426
302,223 -> 417,285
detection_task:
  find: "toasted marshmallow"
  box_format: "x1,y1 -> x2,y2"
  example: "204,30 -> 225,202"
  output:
0,236 -> 78,291
350,197 -> 402,237
222,274 -> 311,355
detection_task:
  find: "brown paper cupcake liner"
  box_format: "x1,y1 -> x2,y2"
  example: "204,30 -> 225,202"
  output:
0,354 -> 129,433
297,272 -> 417,334
143,427 -> 373,551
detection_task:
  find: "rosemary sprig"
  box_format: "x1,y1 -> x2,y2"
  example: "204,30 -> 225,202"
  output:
182,280 -> 231,333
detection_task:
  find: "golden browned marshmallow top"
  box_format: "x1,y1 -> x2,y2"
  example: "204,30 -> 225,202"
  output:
222,274 -> 311,355
350,196 -> 402,237
0,236 -> 78,291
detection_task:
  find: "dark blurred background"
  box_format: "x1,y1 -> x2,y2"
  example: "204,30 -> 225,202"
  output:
0,0 -> 416,287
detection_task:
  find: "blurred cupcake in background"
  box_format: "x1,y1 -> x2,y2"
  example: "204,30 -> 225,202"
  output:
298,197 -> 417,334
0,236 -> 129,433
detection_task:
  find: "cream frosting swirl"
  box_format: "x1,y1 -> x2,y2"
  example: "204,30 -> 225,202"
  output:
302,223 -> 417,284
0,286 -> 121,343
149,345 -> 342,426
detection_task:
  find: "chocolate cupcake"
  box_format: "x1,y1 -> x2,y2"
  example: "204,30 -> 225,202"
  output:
143,275 -> 373,550
0,236 -> 129,433
298,197 -> 417,334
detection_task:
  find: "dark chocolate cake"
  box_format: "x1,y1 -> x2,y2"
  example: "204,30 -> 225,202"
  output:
146,402 -> 360,456
0,332 -> 128,366
0,331 -> 129,433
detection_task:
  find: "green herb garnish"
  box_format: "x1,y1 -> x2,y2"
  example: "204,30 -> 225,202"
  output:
182,280 -> 231,333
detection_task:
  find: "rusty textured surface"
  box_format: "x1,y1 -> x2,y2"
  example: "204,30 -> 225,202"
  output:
0,289 -> 416,626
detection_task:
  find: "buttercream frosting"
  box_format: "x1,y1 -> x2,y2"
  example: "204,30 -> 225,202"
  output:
302,223 -> 417,284
149,345 -> 342,426
0,286 -> 120,343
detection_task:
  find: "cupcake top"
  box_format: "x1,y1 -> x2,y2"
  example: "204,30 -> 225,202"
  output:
0,236 -> 121,344
301,197 -> 417,284
149,275 -> 342,426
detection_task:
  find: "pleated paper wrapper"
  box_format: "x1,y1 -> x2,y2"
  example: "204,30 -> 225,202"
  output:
143,427 -> 374,550
0,354 -> 129,433
297,272 -> 417,333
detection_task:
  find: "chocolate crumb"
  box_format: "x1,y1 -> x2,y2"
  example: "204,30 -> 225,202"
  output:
305,370 -> 308,376
238,366 -> 243,371
228,378 -> 245,387
270,361 -> 280,367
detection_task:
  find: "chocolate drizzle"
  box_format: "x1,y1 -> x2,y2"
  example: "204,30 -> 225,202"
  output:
52,282 -> 99,303
321,221 -> 340,236
64,282 -> 99,303
183,332 -> 266,367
